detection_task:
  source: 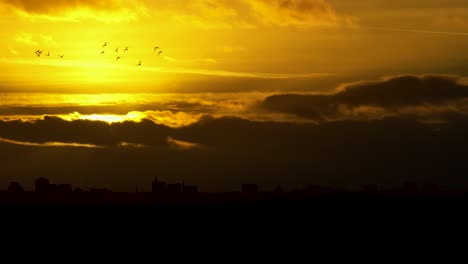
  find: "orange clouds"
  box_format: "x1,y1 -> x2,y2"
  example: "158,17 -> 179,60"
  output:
1,0 -> 353,27
0,0 -> 147,21
155,0 -> 354,28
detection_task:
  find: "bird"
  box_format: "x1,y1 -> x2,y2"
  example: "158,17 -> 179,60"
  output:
103,42 -> 108,48
158,51 -> 163,56
115,48 -> 119,52
116,57 -> 121,61
124,47 -> 128,52
101,51 -> 105,55
59,55 -> 64,59
46,51 -> 50,57
138,60 -> 142,66
154,46 -> 159,51
35,50 -> 43,57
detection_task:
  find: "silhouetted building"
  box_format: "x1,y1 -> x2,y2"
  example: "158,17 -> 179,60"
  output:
48,184 -> 58,193
306,185 -> 333,195
152,177 -> 166,194
423,184 -> 438,195
35,177 -> 50,193
362,185 -> 378,193
73,187 -> 84,193
183,185 -> 198,194
274,186 -> 284,193
8,182 -> 24,193
56,184 -> 72,194
167,183 -> 182,193
90,188 -> 112,194
242,184 -> 259,194
403,182 -> 418,194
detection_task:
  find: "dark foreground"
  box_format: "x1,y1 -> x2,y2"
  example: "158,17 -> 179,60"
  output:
3,189 -> 468,214
3,190 -> 468,240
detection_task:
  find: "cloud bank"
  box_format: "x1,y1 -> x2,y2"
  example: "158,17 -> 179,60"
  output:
1,114 -> 468,192
261,75 -> 468,121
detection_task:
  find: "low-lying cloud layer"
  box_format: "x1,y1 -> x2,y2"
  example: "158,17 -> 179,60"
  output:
1,114 -> 468,192
261,75 -> 468,122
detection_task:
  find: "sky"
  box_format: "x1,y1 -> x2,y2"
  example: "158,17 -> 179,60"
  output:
1,0 -> 468,192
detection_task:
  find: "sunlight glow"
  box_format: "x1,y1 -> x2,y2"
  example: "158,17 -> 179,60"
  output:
59,111 -> 147,123
57,110 -> 201,127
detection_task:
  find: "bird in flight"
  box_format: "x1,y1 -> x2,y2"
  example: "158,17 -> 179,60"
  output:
124,47 -> 129,52
158,51 -> 163,56
138,60 -> 142,66
154,46 -> 159,51
103,42 -> 108,48
116,57 -> 121,61
35,50 -> 43,57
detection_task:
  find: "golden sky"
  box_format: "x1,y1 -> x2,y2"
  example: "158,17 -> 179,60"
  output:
3,1 -> 468,192
1,0 -> 468,93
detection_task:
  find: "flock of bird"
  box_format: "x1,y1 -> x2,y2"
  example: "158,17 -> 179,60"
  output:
35,50 -> 63,59
35,42 -> 164,66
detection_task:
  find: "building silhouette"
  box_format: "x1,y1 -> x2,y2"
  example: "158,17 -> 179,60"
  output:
182,185 -> 198,194
35,177 -> 50,193
55,184 -> 72,194
152,177 -> 166,194
423,184 -> 438,195
167,183 -> 182,194
8,182 -> 24,193
362,185 -> 378,193
242,184 -> 259,194
90,188 -> 112,194
403,182 -> 418,194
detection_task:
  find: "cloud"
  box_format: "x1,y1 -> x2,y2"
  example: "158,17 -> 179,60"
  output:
252,0 -> 352,27
0,0 -> 349,26
1,0 -> 147,22
2,114 -> 468,192
13,32 -> 58,50
117,141 -> 148,148
167,137 -> 204,151
8,47 -> 19,55
0,136 -> 101,148
261,75 -> 468,121
162,56 -> 217,65
13,32 -> 38,46
151,0 -> 354,28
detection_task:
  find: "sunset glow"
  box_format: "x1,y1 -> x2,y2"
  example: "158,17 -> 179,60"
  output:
1,0 -> 468,193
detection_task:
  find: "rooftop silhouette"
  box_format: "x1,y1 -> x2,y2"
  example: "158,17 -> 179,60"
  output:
1,177 -> 468,212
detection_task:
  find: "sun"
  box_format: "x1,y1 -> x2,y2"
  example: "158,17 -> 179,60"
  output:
59,111 -> 147,124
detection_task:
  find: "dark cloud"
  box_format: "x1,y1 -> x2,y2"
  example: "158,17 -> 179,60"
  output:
261,75 -> 468,120
1,114 -> 468,192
